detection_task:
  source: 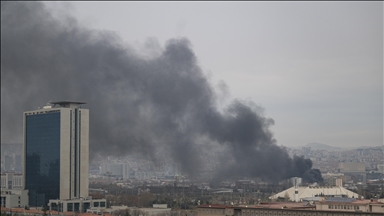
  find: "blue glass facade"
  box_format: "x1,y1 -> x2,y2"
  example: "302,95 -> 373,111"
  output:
25,112 -> 60,207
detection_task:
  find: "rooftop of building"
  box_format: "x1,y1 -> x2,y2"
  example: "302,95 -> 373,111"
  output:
1,189 -> 27,195
50,101 -> 87,105
1,172 -> 22,175
319,197 -> 384,205
198,202 -> 384,214
269,185 -> 359,200
30,100 -> 88,109
198,202 -> 315,210
0,208 -> 113,216
198,204 -> 232,209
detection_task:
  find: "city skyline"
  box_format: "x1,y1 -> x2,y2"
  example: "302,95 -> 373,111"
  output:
1,1 -> 382,182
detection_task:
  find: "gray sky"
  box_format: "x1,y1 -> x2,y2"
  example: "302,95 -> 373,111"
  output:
38,2 -> 384,148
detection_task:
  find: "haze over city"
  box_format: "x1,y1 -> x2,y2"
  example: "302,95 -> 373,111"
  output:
2,1 -> 382,149
1,2 -> 384,214
1,1 -> 383,180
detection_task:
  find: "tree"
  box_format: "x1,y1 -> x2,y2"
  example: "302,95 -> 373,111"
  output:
42,206 -> 48,216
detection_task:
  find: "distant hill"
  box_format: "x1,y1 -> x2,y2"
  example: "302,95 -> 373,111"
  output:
304,142 -> 343,151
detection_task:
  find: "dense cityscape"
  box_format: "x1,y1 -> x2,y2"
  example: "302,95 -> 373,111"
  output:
2,139 -> 384,214
1,1 -> 383,216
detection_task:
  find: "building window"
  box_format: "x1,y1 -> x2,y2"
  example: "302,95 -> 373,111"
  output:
74,203 -> 80,212
68,203 -> 73,212
83,202 -> 90,213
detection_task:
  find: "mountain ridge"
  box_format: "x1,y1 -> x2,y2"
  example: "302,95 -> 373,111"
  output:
304,142 -> 343,151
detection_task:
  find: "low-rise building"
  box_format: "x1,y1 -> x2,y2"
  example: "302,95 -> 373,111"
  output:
0,207 -> 114,216
269,186 -> 359,201
86,205 -> 171,216
0,189 -> 29,208
87,205 -> 129,215
48,197 -> 107,213
315,197 -> 384,213
197,202 -> 384,216
377,164 -> 384,174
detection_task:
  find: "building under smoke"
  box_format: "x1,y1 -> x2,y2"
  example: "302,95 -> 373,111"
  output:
269,185 -> 359,201
338,162 -> 366,182
23,101 -> 89,207
101,163 -> 130,179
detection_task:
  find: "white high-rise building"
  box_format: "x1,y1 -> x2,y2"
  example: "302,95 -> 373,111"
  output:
23,101 -> 89,207
101,163 -> 130,179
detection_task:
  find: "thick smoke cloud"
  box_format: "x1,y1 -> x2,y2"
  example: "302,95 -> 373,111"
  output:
1,2 -> 322,183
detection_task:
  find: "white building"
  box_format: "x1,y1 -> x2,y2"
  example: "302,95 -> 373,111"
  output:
1,172 -> 23,190
101,163 -> 130,179
316,197 -> 384,213
338,162 -> 366,182
269,186 -> 359,201
338,162 -> 366,173
0,189 -> 29,208
48,197 -> 106,213
377,164 -> 384,173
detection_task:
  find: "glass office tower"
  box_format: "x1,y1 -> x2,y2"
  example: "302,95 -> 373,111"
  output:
25,111 -> 61,207
23,101 -> 89,207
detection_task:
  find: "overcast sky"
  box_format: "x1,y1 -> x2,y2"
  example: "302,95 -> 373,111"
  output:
40,2 -> 383,148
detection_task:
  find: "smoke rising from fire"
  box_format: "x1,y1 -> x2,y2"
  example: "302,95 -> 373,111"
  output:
1,2 -> 322,183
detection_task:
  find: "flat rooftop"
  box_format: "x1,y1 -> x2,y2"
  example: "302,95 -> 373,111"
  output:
198,202 -> 315,209
50,101 -> 86,105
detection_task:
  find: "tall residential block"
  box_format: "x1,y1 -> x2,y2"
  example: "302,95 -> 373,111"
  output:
101,163 -> 130,179
23,101 -> 89,207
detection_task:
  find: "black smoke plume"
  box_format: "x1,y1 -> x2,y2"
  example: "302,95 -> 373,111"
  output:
1,2 -> 322,183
